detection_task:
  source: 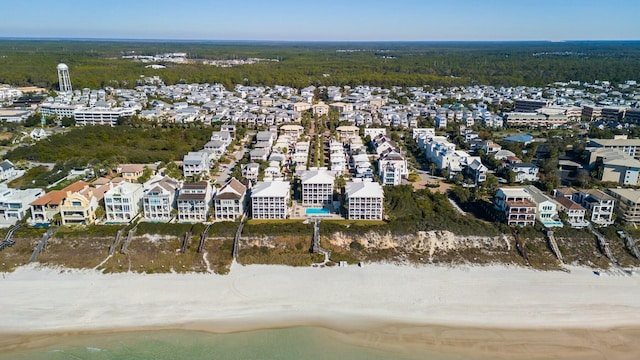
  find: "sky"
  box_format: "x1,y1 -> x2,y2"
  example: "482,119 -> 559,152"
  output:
1,0 -> 639,41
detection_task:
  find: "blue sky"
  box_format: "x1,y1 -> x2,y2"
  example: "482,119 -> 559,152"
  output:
1,0 -> 638,41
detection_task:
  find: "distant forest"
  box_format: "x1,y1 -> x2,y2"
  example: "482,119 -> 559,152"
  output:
1,40 -> 639,90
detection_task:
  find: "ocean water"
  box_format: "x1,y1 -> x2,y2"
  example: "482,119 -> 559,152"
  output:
0,327 -> 461,360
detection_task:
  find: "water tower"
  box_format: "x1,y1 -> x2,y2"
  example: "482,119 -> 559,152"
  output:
57,63 -> 72,93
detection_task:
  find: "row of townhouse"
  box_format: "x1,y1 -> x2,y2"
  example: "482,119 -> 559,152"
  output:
27,176 -> 249,226
494,186 -> 615,228
414,130 -> 488,185
183,128 -> 234,178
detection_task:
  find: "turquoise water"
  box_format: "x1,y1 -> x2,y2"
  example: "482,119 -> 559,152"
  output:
305,208 -> 330,215
0,327 -> 460,360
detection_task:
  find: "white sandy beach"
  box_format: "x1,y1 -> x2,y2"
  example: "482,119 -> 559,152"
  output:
1,263 -> 640,334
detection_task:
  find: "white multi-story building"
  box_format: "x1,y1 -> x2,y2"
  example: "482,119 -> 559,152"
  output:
0,185 -> 44,226
104,182 -> 144,223
73,107 -> 136,126
213,178 -> 247,221
39,103 -> 81,119
576,189 -> 615,226
177,182 -> 213,222
251,181 -> 290,219
142,176 -> 180,222
183,151 -> 210,178
345,181 -> 384,220
378,151 -> 408,186
300,168 -> 334,206
522,185 -> 562,228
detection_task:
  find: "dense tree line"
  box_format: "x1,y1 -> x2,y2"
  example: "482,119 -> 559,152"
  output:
1,40 -> 640,90
5,125 -> 211,165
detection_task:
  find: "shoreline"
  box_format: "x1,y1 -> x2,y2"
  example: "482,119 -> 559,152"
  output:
2,262 -> 640,357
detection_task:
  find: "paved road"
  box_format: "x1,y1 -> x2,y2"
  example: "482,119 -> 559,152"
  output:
213,138 -> 249,185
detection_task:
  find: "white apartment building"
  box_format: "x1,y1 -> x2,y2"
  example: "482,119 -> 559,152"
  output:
104,182 -> 144,223
251,181 -> 290,219
345,181 -> 384,220
73,107 -> 136,126
142,176 -> 180,222
213,178 -> 247,221
300,169 -> 334,206
177,182 -> 213,222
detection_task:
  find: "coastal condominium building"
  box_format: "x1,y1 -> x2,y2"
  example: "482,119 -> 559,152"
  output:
251,181 -> 290,219
300,168 -> 335,206
213,177 -> 247,221
345,181 -> 384,220
606,188 -> 640,225
177,182 -> 213,223
142,176 -> 180,222
494,187 -> 537,227
73,107 -> 136,126
588,136 -> 640,161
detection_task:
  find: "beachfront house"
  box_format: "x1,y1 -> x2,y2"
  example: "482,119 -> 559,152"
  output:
494,187 -> 537,226
0,184 -> 44,227
60,185 -> 106,226
345,180 -> 384,220
142,176 -> 181,222
576,189 -> 615,226
104,181 -> 144,223
29,181 -> 89,225
213,177 -> 247,221
177,182 -> 213,222
522,185 -> 562,228
554,196 -> 589,229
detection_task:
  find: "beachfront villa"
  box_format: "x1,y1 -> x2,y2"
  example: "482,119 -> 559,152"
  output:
345,180 -> 384,220
177,182 -> 213,223
213,177 -> 247,221
60,184 -> 106,226
300,168 -> 334,207
522,185 -> 563,228
104,181 -> 144,223
142,176 -> 181,222
29,181 -> 89,225
251,180 -> 290,219
0,184 -> 44,227
576,189 -> 615,226
494,187 -> 537,227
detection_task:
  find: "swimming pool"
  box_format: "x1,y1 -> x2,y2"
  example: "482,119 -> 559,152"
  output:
305,208 -> 330,215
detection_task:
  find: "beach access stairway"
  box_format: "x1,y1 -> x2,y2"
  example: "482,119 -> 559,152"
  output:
120,225 -> 137,255
180,228 -> 192,254
0,224 -> 21,252
109,228 -> 126,256
512,229 -> 529,263
29,227 -> 56,263
618,231 -> 640,260
588,224 -> 616,264
546,230 -> 564,264
197,223 -> 212,253
311,219 -> 331,263
232,214 -> 247,259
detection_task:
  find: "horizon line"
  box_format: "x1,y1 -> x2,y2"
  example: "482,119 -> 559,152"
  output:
1,36 -> 640,43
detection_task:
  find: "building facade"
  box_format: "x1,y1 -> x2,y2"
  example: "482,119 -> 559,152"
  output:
213,178 -> 247,221
177,182 -> 212,222
345,181 -> 384,220
251,181 -> 290,219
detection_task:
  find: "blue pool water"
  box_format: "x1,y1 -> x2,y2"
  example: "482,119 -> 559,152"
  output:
305,208 -> 330,215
